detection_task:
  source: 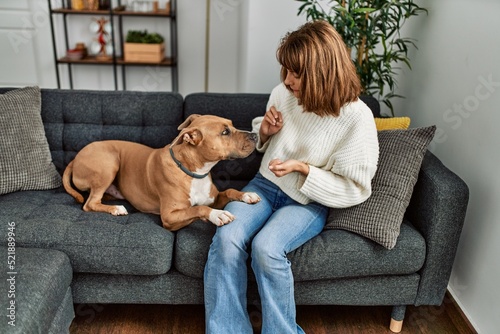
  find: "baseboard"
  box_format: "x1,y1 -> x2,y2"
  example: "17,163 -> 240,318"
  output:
446,288 -> 478,333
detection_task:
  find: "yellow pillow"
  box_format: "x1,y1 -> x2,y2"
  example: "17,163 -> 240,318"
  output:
374,117 -> 411,131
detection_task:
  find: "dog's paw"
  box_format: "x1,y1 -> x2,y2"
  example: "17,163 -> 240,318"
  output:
242,192 -> 261,204
111,205 -> 128,216
209,209 -> 235,226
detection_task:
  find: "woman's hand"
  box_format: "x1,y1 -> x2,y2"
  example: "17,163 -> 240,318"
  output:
259,106 -> 283,144
268,159 -> 310,177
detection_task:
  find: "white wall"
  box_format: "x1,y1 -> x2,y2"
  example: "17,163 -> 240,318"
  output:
0,0 -> 208,94
392,1 -> 500,333
206,0 -> 305,93
236,0 -> 305,93
0,0 -> 55,87
2,0 -> 499,332
0,0 -> 305,95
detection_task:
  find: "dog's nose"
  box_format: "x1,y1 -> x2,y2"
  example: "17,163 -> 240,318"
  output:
248,132 -> 258,142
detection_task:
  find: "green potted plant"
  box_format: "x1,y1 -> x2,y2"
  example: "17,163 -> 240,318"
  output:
123,30 -> 165,63
295,0 -> 427,115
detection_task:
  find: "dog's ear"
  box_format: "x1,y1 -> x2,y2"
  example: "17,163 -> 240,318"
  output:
171,127 -> 203,146
182,128 -> 203,146
177,114 -> 201,130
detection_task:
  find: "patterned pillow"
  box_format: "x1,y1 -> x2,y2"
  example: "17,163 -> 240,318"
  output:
325,126 -> 436,249
0,86 -> 61,195
375,117 -> 411,130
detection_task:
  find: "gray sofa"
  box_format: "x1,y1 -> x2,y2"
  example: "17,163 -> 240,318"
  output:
0,87 -> 469,333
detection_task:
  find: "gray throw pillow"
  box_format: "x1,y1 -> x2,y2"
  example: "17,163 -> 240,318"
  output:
325,126 -> 436,249
0,86 -> 61,195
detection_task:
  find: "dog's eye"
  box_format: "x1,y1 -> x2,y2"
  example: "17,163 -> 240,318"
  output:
221,128 -> 231,136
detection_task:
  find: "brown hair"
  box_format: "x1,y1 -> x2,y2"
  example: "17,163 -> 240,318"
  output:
277,20 -> 361,117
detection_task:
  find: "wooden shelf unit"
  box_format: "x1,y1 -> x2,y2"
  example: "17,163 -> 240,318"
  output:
48,0 -> 178,91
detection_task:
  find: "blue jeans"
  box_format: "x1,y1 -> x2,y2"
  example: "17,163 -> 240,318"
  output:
204,173 -> 328,334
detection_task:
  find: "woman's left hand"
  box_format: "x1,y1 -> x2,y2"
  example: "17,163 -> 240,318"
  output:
268,159 -> 309,177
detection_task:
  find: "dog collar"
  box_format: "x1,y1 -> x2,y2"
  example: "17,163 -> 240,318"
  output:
169,147 -> 210,179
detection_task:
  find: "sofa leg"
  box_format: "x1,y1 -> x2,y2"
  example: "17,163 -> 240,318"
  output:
390,318 -> 403,333
389,305 -> 406,333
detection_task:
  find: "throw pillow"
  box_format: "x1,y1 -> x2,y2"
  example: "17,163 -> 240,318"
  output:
375,117 -> 411,130
0,86 -> 61,195
325,126 -> 436,249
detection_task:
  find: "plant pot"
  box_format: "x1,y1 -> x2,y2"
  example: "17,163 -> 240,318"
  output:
123,42 -> 165,63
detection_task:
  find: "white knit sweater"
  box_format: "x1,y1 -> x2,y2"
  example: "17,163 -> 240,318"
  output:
252,83 -> 379,208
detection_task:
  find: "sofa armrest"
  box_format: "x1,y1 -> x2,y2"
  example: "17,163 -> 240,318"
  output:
405,151 -> 469,306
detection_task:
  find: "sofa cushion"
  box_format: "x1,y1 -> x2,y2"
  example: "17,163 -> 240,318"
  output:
174,219 -> 425,281
0,247 -> 73,334
0,86 -> 61,195
0,188 -> 173,275
374,116 -> 411,130
37,89 -> 184,173
325,126 -> 436,249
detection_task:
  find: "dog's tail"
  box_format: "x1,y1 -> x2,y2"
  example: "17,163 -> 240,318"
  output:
62,160 -> 84,204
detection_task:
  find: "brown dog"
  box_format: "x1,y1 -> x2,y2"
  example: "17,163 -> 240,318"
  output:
62,114 -> 261,231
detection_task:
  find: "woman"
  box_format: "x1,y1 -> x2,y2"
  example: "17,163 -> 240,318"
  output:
204,20 -> 379,334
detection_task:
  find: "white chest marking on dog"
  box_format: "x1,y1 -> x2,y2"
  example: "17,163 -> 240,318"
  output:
189,162 -> 217,206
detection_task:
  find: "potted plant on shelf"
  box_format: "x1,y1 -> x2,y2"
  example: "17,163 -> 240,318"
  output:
123,30 -> 165,63
295,0 -> 427,116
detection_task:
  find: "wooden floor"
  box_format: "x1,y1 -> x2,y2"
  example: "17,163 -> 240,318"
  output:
70,292 -> 476,334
